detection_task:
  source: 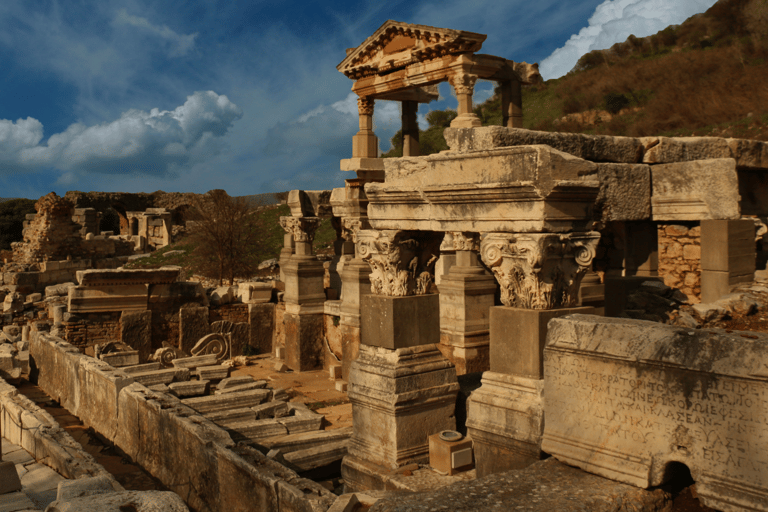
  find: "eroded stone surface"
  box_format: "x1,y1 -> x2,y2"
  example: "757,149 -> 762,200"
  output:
543,314 -> 768,512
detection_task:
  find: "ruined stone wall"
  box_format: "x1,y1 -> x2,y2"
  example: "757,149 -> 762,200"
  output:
657,223 -> 701,303
64,312 -> 121,349
209,304 -> 249,324
12,193 -> 82,264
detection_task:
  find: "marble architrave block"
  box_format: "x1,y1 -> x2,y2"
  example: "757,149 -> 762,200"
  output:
651,158 -> 740,221
542,315 -> 768,512
68,284 -> 149,313
344,344 -> 459,472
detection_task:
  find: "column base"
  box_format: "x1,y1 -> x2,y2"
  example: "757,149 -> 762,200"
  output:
450,113 -> 482,128
466,372 -> 545,477
348,344 -> 458,470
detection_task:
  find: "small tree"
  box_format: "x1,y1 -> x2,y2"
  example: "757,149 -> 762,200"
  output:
187,190 -> 263,286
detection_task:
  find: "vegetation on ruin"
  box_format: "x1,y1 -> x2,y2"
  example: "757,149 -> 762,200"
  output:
0,198 -> 36,251
392,0 -> 768,151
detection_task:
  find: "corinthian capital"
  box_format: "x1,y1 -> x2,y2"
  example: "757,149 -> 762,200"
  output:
449,231 -> 480,252
357,97 -> 375,116
448,72 -> 478,95
341,217 -> 371,243
279,216 -> 321,243
480,231 -> 600,309
357,229 -> 441,296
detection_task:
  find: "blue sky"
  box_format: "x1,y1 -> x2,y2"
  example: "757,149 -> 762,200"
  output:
0,0 -> 717,199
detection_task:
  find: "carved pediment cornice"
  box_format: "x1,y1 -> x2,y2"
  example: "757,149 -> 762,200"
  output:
337,20 -> 486,80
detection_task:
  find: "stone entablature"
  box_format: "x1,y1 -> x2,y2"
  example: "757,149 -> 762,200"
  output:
68,267 -> 181,314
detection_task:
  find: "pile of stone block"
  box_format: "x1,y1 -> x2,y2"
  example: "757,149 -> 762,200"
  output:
0,325 -> 30,382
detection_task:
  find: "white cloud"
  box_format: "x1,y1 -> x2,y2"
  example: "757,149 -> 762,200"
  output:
539,0 -> 718,79
0,91 -> 242,177
115,8 -> 197,57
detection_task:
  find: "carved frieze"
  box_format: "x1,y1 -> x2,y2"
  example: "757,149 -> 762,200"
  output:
357,229 -> 441,296
480,232 -> 600,309
279,216 -> 321,243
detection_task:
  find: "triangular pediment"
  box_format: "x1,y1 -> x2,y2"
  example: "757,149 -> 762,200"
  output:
337,20 -> 486,79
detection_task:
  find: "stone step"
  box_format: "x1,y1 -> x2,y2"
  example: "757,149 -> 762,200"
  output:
205,407 -> 257,427
182,388 -> 270,414
284,440 -> 349,472
260,427 -> 352,454
214,381 -> 267,395
172,354 -> 218,369
131,367 -> 190,386
227,418 -> 288,440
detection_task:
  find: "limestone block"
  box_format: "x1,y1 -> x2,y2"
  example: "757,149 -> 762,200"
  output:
204,407 -> 257,427
278,414 -> 324,434
259,427 -> 351,454
172,354 -> 218,369
55,475 -> 117,501
181,388 -> 270,414
100,351 -> 139,368
543,314 -> 768,512
443,126 -> 644,163
251,400 -> 289,419
77,267 -> 180,286
238,282 -> 272,303
643,136 -> 731,164
196,364 -> 229,381
130,367 -> 189,387
213,381 -> 267,395
227,418 -> 288,441
595,163 -> 651,222
68,284 -> 148,313
362,294 -> 439,349
727,137 -> 768,170
122,362 -> 161,374
0,460 -> 22,494
369,145 -> 600,233
120,310 -> 152,363
168,380 -> 209,398
651,158 -> 740,221
283,440 -> 348,472
217,375 -> 255,389
179,306 -> 210,354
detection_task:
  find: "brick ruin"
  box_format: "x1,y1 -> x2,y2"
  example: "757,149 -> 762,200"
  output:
3,19 -> 768,512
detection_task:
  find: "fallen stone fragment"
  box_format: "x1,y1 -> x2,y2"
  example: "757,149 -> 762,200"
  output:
327,493 -> 359,512
122,362 -> 162,374
47,490 -> 189,511
214,380 -> 267,395
252,400 -> 288,419
283,440 -> 348,472
182,388 -> 270,414
260,427 -> 352,454
168,380 -> 210,398
100,350 -> 139,368
196,364 -> 229,381
278,414 -> 324,434
131,367 -> 190,387
227,418 -> 288,441
205,407 -> 257,427
217,375 -> 255,389
172,354 -> 218,369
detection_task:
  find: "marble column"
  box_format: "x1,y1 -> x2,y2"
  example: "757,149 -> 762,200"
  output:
353,96 -> 378,158
279,216 -> 325,371
466,231 -> 600,476
500,79 -> 523,128
401,100 -> 419,156
342,229 -> 459,491
449,71 -> 482,128
438,232 -> 496,375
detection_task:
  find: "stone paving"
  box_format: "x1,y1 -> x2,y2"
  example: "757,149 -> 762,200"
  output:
1,436 -> 65,512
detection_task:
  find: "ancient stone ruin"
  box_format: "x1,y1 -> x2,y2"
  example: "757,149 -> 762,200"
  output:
2,19 -> 768,512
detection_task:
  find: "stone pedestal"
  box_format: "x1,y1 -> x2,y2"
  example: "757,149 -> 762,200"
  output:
466,372 -> 544,477
340,257 -> 373,381
438,251 -> 496,375
342,343 -> 459,491
282,256 -> 324,372
467,305 -> 593,477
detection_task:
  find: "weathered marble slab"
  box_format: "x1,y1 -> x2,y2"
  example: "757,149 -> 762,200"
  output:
542,314 -> 768,512
366,145 -> 599,233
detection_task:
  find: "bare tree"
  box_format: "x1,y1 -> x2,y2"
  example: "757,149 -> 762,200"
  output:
187,190 -> 263,286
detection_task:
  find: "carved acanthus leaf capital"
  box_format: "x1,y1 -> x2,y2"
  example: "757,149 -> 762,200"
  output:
449,231 -> 480,252
357,229 -> 440,296
357,97 -> 375,116
341,217 -> 371,243
448,72 -> 478,95
279,216 -> 321,243
480,231 -> 600,309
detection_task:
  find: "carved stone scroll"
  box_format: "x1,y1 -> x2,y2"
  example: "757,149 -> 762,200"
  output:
480,232 -> 600,309
357,229 -> 441,296
279,216 -> 321,243
191,332 -> 231,363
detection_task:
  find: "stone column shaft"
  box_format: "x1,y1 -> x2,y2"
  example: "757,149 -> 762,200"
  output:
401,100 -> 419,157
353,97 -> 378,158
501,79 -> 523,128
449,72 -> 482,128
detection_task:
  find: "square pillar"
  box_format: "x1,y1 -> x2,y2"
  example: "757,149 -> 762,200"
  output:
701,219 -> 755,303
